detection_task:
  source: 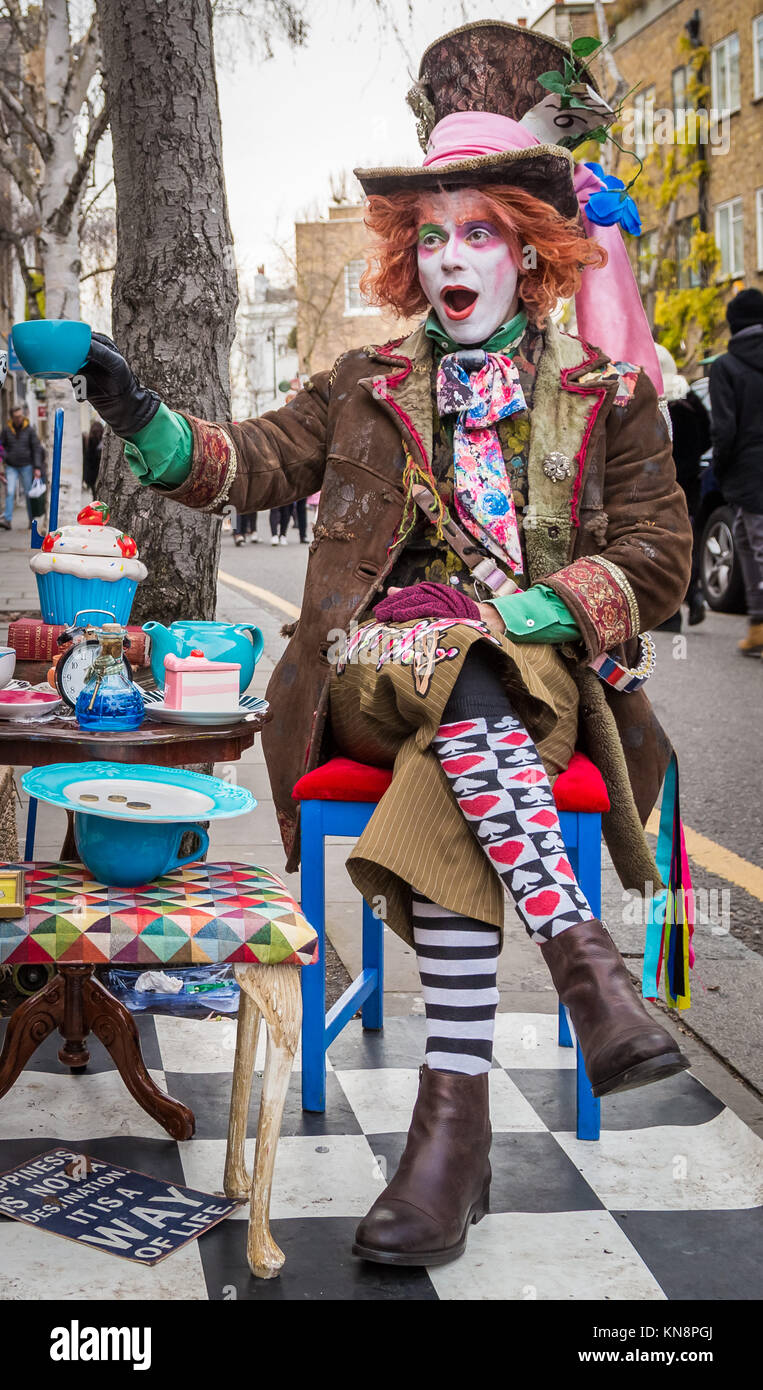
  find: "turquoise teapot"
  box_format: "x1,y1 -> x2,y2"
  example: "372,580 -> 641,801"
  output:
143,620 -> 264,694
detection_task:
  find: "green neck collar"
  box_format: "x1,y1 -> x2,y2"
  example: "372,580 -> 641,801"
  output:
424,307 -> 528,358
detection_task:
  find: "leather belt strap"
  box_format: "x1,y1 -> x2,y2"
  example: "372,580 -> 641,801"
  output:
411,483 -> 520,597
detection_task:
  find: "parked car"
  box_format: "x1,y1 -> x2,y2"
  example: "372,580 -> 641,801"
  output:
689,374 -> 746,613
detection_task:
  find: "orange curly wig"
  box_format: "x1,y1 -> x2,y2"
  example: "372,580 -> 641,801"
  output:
359,186 -> 607,325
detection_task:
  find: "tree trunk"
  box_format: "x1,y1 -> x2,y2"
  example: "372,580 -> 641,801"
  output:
95,0 -> 238,624
40,0 -> 87,525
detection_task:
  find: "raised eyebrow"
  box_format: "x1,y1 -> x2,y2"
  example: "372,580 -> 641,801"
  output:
461,220 -> 501,235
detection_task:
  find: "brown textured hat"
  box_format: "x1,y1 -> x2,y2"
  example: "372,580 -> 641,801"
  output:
354,19 -> 599,218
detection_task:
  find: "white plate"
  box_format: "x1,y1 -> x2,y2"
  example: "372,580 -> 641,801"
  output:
64,775 -> 217,819
0,692 -> 63,721
143,693 -> 268,727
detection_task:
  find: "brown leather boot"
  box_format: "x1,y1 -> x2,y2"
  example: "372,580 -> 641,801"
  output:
541,919 -> 689,1097
352,1065 -> 491,1266
738,622 -> 763,657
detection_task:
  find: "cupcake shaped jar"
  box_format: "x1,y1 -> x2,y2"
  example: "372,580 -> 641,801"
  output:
29,501 -> 147,626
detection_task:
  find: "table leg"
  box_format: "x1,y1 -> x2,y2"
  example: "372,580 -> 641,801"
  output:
224,983 -> 262,1199
61,810 -> 77,860
237,964 -> 301,1279
0,973 -> 64,1098
58,963 -> 91,1069
80,970 -> 195,1141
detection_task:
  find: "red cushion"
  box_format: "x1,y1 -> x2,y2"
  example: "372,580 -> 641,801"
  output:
552,751 -> 610,812
293,751 -> 609,813
292,757 -> 394,803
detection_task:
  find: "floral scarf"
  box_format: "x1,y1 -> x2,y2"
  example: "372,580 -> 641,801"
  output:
436,350 -> 527,575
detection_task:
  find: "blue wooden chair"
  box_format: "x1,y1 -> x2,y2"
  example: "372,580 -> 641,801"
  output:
294,753 -> 608,1140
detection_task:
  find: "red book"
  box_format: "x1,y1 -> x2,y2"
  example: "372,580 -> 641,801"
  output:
8,618 -> 148,668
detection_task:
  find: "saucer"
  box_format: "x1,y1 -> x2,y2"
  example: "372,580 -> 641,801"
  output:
142,691 -> 268,727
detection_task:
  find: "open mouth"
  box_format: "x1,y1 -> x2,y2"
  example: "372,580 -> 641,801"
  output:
441,286 -> 479,320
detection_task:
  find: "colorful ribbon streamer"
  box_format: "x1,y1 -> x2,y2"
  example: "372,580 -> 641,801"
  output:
642,752 -> 694,1009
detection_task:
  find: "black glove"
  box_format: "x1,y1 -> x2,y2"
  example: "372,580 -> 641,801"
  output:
73,332 -> 161,437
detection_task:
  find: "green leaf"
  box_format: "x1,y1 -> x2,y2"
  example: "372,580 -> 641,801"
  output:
571,36 -> 602,57
538,71 -> 567,93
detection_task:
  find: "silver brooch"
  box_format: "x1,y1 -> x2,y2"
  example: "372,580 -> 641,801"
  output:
543,452 -> 571,482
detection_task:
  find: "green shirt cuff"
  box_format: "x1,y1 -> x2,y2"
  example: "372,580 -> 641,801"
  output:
487,584 -> 581,643
123,404 -> 193,489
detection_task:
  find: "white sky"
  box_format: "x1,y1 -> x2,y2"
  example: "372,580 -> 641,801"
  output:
216,0 -> 547,284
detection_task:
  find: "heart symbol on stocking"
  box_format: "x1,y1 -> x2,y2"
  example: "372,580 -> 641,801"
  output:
524,890 -> 561,918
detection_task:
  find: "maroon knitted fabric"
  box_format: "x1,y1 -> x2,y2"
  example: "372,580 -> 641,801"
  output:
374,582 -> 482,623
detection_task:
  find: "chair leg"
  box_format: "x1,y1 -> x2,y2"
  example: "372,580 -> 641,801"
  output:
361,895 -> 384,1031
300,801 -> 328,1112
558,999 -> 573,1047
240,964 -> 302,1279
564,814 -> 601,1142
224,983 -> 263,1200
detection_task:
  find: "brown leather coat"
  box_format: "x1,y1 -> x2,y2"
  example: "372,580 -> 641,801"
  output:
158,320 -> 692,891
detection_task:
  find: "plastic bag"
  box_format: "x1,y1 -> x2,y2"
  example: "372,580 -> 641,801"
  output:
28,475 -> 47,499
105,963 -> 239,1017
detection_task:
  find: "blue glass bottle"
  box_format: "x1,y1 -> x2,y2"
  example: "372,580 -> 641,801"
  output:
75,623 -> 145,731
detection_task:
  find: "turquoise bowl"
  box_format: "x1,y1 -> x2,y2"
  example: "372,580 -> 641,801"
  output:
11,319 -> 91,380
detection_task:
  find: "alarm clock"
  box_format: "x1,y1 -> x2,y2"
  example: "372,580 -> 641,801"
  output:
55,627 -> 133,709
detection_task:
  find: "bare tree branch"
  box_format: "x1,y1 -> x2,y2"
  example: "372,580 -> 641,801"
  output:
0,1 -> 34,53
0,225 -> 40,306
50,102 -> 109,236
80,262 -> 115,282
0,131 -> 39,209
78,173 -> 114,234
0,76 -> 52,158
65,14 -> 102,116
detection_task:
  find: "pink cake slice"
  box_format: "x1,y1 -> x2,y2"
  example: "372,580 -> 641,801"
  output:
163,650 -> 241,711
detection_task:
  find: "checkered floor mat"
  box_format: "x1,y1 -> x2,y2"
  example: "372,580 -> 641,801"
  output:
0,1012 -> 760,1300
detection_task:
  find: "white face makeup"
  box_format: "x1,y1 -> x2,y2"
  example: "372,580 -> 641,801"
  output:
416,192 -> 520,345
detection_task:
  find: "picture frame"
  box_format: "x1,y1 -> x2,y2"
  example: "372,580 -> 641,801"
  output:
0,868 -> 25,920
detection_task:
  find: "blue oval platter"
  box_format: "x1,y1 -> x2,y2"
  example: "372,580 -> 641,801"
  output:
22,761 -> 256,824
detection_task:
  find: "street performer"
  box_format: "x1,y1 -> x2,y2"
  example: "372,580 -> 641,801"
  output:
75,22 -> 693,1269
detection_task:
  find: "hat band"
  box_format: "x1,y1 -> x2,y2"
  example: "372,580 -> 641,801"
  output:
423,112 -> 540,167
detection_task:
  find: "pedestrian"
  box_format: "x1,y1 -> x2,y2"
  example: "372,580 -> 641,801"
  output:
655,344 -> 711,629
292,497 -> 309,543
74,21 -> 693,1270
709,288 -> 763,656
233,509 -> 258,545
0,404 -> 44,530
269,504 -> 291,545
83,419 -> 104,494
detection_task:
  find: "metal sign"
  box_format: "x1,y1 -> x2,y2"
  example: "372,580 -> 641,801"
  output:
7,334 -> 24,372
0,1148 -> 242,1264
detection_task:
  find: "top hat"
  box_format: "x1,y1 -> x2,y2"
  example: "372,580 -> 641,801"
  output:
354,20 -> 603,218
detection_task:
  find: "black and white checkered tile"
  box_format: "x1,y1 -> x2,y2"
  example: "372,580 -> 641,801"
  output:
0,1012 -> 761,1301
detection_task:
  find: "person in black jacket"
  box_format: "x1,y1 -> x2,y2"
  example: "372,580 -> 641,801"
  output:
709,288 -> 763,655
0,405 -> 44,530
656,344 -> 711,629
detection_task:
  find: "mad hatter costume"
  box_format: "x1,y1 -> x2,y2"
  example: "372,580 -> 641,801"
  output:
78,21 -> 693,1268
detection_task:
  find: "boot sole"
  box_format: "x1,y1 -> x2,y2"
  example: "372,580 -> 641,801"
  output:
592,1049 -> 690,1098
351,1185 -> 490,1268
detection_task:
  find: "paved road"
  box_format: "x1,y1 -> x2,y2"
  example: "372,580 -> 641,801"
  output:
220,520 -> 762,919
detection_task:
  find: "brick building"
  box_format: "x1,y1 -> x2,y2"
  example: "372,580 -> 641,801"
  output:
295,202 -> 411,375
532,0 -> 763,355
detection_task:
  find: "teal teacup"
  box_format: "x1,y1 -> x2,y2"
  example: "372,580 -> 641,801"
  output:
11,319 -> 91,380
74,812 -> 209,888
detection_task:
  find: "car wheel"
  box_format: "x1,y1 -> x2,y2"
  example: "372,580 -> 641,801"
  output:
700,506 -> 746,612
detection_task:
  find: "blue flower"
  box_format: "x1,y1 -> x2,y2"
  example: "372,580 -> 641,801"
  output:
583,162 -> 642,236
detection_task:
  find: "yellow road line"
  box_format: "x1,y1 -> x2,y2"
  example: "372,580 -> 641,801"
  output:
218,568 -> 301,620
220,560 -> 763,902
646,811 -> 763,902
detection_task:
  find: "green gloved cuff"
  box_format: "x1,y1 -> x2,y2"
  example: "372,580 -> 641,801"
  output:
487,584 -> 581,643
123,403 -> 193,489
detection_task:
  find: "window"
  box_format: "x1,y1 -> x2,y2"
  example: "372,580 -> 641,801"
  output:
343,258 -> 374,315
672,66 -> 688,140
714,198 -> 744,277
711,34 -> 741,114
637,228 -> 659,289
675,217 -> 701,288
632,85 -> 656,158
757,188 -> 763,269
754,15 -> 763,100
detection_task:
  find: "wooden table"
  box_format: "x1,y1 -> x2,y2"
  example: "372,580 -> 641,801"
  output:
0,710 -> 268,1140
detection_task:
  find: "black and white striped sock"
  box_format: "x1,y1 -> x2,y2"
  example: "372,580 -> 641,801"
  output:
412,890 -> 499,1076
